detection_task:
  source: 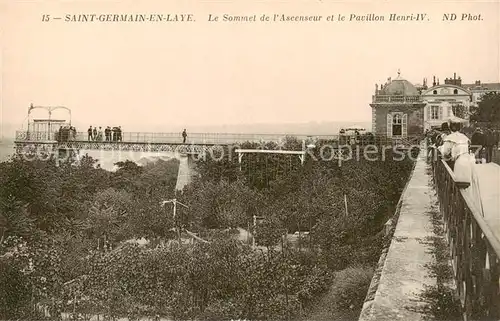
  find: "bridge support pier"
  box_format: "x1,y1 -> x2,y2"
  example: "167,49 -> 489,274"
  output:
175,153 -> 198,192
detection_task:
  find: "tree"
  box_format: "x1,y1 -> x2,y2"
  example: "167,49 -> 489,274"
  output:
470,92 -> 500,126
0,196 -> 34,243
254,218 -> 283,249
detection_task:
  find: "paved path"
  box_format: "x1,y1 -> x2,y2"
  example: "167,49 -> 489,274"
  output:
359,148 -> 437,321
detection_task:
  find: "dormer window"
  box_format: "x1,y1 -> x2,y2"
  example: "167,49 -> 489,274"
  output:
453,89 -> 458,94
433,90 -> 437,94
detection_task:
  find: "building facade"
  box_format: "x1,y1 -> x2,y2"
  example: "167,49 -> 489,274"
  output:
370,72 -> 426,137
462,80 -> 500,108
371,72 -> 500,135
421,74 -> 472,130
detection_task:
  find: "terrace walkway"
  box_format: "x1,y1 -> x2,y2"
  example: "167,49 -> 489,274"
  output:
358,146 -> 437,320
359,145 -> 500,321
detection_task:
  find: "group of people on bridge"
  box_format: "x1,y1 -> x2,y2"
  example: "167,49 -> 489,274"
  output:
88,126 -> 122,142
56,126 -> 77,142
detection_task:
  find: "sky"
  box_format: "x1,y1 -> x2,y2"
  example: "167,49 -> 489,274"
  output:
0,0 -> 499,136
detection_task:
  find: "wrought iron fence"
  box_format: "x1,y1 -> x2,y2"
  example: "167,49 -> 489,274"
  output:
15,130 -> 423,148
430,147 -> 500,320
15,130 -> 336,144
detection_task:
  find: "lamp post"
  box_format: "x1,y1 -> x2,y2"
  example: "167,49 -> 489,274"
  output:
160,199 -> 188,245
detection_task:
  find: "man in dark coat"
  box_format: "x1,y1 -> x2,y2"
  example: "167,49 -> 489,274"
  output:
88,126 -> 93,141
471,128 -> 486,163
484,128 -> 496,163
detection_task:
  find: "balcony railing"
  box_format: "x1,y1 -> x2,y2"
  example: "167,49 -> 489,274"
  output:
372,95 -> 422,103
430,147 -> 500,320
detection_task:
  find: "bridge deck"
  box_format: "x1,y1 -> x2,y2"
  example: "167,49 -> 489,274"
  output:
15,130 -> 423,146
15,131 -> 327,145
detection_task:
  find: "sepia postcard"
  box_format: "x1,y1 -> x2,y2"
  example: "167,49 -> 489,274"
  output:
0,1 -> 499,321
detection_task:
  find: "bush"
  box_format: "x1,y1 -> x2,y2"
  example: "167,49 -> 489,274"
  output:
331,266 -> 374,311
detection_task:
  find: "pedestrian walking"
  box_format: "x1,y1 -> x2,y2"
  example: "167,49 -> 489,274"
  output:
182,129 -> 187,143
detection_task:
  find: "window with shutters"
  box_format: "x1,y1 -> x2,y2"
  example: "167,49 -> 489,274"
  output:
402,114 -> 408,137
392,113 -> 403,137
430,105 -> 440,120
387,114 -> 393,137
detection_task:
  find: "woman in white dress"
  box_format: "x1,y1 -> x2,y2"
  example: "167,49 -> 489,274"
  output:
438,120 -> 487,217
438,120 -> 474,184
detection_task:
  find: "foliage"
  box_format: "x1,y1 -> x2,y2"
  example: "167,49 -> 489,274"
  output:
254,217 -> 284,248
470,92 -> 500,125
330,266 -> 374,310
298,266 -> 373,321
0,137 -> 416,320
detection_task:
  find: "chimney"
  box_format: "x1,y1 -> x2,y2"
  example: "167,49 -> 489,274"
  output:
475,80 -> 481,85
454,72 -> 456,80
437,78 -> 440,85
456,76 -> 462,87
433,76 -> 436,86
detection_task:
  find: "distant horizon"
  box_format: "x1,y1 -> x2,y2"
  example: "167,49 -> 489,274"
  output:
1,119 -> 372,139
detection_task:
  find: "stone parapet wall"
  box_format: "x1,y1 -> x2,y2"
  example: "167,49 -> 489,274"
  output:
358,147 -> 436,321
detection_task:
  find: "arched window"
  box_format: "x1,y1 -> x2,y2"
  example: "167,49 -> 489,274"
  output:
453,89 -> 458,94
392,114 -> 402,136
389,113 -> 406,137
433,90 -> 437,94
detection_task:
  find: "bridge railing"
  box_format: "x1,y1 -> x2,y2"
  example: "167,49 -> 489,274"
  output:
15,130 -> 336,144
15,130 -> 424,147
430,147 -> 500,320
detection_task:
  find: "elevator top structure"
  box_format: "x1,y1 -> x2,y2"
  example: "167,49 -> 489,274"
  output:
25,104 -> 72,141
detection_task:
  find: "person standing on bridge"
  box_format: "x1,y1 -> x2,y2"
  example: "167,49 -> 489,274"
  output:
105,126 -> 110,141
98,127 -> 103,141
88,126 -> 93,141
70,126 -> 76,141
182,129 -> 187,143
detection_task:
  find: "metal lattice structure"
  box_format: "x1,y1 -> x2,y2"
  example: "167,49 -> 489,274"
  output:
14,141 -> 225,156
